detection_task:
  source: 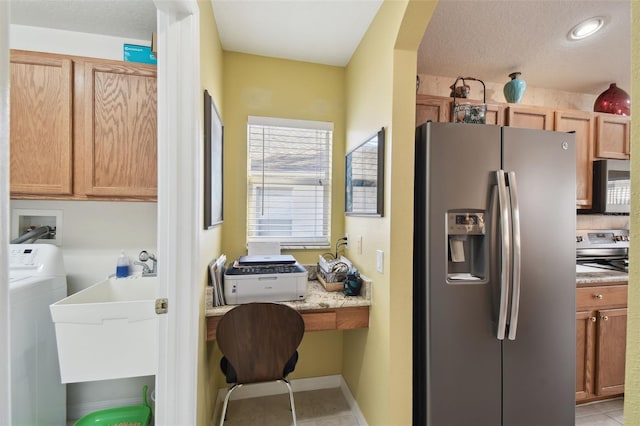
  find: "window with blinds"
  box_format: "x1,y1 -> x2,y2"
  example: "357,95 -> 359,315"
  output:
247,116 -> 333,247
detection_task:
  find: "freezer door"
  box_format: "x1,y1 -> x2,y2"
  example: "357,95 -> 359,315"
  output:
417,122 -> 503,426
502,127 -> 576,425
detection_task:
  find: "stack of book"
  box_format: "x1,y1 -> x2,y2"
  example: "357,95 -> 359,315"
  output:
208,254 -> 227,306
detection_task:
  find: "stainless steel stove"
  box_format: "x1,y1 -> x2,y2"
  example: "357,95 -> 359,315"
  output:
576,229 -> 629,273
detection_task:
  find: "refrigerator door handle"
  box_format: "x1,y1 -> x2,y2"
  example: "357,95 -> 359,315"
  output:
496,170 -> 511,341
507,171 -> 522,340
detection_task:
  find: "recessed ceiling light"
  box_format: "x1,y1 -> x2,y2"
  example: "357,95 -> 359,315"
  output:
568,17 -> 604,40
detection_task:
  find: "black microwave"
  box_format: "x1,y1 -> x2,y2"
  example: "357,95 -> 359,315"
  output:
580,159 -> 630,215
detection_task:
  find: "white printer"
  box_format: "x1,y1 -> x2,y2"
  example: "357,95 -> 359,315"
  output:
224,254 -> 308,304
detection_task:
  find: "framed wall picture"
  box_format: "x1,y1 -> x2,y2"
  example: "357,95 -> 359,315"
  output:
345,127 -> 385,217
204,89 -> 224,228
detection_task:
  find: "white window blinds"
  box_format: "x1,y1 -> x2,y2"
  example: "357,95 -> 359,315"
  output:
247,116 -> 333,247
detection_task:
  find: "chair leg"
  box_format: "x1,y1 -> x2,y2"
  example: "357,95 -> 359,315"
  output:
281,379 -> 297,426
219,384 -> 241,426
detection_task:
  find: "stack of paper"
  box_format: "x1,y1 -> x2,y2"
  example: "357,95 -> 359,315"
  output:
209,254 -> 227,306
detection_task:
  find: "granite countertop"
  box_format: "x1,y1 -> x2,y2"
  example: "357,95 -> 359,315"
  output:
576,267 -> 628,286
205,277 -> 372,317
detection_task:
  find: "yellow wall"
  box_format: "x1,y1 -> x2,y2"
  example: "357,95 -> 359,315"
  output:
198,2 -> 224,425
343,1 -> 435,424
217,52 -> 347,381
220,52 -> 346,265
625,2 -> 639,423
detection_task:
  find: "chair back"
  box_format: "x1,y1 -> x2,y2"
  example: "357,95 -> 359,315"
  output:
216,303 -> 305,384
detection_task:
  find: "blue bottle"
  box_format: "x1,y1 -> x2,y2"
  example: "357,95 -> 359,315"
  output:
116,251 -> 130,278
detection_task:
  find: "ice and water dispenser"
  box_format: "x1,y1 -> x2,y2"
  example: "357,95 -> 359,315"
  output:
447,211 -> 487,282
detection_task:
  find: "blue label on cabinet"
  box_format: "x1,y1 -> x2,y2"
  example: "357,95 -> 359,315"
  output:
123,44 -> 157,65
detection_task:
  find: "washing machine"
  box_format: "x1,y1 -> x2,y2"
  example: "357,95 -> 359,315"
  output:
9,244 -> 67,426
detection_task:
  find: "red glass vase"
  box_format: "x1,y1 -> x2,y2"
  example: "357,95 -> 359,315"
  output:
593,83 -> 630,116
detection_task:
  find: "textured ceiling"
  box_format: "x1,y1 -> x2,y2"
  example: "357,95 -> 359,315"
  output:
418,0 -> 631,95
9,0 -> 631,96
10,0 -> 157,41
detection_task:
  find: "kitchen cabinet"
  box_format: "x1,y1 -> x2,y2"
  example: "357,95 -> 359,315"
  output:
416,95 -> 450,125
9,51 -> 74,196
595,113 -> 630,159
575,283 -> 627,402
554,110 -> 595,209
80,60 -> 157,198
9,50 -> 157,201
484,103 -> 504,125
506,105 -> 554,130
416,95 -> 503,126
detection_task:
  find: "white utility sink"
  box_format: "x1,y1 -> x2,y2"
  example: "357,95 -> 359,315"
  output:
50,275 -> 159,383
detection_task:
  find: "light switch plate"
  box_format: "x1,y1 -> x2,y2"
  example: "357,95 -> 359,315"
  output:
376,250 -> 383,273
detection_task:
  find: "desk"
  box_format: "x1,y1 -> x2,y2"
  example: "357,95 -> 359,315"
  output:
205,279 -> 371,341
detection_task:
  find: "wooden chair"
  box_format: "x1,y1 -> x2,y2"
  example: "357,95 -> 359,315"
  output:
216,302 -> 305,425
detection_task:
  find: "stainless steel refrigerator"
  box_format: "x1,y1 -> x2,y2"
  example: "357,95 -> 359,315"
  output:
413,122 -> 576,425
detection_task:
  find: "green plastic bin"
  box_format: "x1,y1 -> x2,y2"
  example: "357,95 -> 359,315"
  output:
74,385 -> 151,426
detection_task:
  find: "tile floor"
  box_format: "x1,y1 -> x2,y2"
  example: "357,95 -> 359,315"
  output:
219,389 -> 624,426
218,387 -> 361,426
576,398 -> 624,426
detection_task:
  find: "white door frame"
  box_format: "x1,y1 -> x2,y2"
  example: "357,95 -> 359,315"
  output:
0,2 -> 11,424
153,1 -> 201,424
0,1 -> 203,422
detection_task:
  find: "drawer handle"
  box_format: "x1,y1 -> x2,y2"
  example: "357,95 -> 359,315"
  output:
591,317 -> 597,322
601,315 -> 609,321
594,294 -> 603,300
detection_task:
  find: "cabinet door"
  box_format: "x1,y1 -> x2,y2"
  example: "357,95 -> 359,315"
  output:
554,110 -> 595,209
82,60 -> 157,198
596,308 -> 627,396
595,114 -> 630,159
506,105 -> 553,130
416,95 -> 450,125
485,103 -> 504,125
576,311 -> 596,401
10,51 -> 73,196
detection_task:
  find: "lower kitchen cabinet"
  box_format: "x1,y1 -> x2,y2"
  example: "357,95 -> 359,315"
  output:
575,284 -> 627,402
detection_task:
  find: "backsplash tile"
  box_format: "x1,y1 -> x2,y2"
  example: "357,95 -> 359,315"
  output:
577,214 -> 629,230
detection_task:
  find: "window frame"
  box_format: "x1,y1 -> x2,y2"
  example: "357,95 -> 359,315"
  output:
246,116 -> 333,248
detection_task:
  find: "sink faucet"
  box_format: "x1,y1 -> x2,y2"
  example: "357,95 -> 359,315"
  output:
134,250 -> 157,276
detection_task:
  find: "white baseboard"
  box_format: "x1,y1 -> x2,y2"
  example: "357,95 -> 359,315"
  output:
212,375 -> 367,426
339,377 -> 368,426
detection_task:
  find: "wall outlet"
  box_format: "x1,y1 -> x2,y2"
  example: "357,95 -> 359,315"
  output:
345,233 -> 350,249
376,250 -> 384,273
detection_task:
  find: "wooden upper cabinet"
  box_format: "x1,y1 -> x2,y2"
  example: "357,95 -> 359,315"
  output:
554,110 -> 594,209
484,103 -> 504,125
506,105 -> 554,130
595,114 -> 630,159
10,50 -> 73,196
416,95 -> 450,125
82,60 -> 157,198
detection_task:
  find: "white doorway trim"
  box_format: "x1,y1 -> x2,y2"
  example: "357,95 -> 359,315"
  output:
0,2 -> 11,424
153,1 -> 201,425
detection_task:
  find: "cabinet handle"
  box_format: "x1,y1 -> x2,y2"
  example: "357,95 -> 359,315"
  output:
601,315 -> 609,321
594,294 -> 603,299
591,317 -> 597,322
